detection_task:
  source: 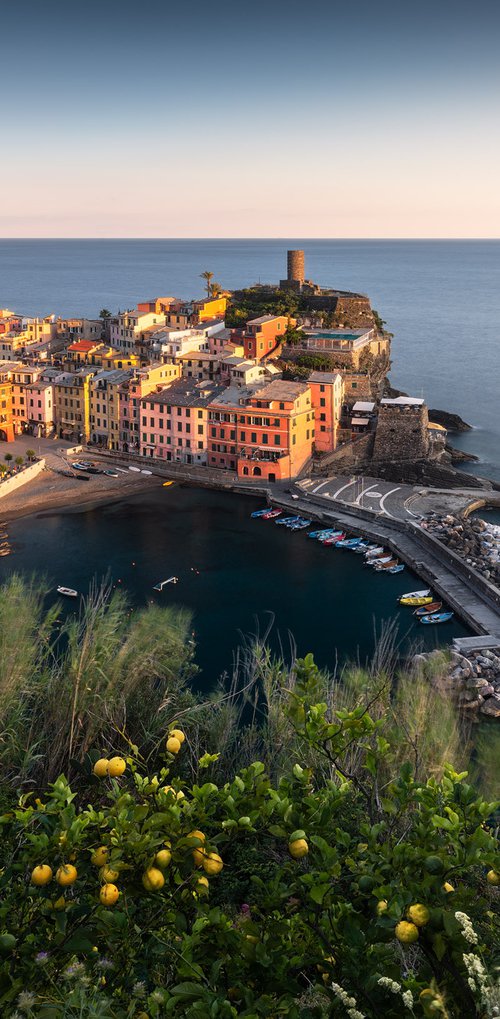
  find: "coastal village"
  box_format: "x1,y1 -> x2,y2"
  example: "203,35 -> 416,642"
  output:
0,250 -> 448,484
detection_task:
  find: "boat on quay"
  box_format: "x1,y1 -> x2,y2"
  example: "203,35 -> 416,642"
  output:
420,611 -> 454,625
414,601 -> 443,616
398,590 -> 433,606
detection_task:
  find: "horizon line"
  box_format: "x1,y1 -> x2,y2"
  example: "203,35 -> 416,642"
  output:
0,236 -> 499,242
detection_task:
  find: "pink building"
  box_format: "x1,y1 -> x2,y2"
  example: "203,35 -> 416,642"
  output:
140,378 -> 226,464
26,381 -> 55,436
118,364 -> 181,452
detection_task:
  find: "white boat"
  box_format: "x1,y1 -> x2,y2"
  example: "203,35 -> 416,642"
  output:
57,586 -> 78,597
399,589 -> 431,600
153,577 -> 178,591
128,466 -> 141,473
141,469 -> 153,475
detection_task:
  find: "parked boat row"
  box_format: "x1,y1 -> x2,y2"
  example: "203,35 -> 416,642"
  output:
250,507 -> 458,624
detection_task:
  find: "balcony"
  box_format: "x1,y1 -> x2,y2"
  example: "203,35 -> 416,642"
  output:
238,447 -> 287,463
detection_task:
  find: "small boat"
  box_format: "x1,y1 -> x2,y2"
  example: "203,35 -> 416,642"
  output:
276,516 -> 301,526
399,589 -> 431,601
321,532 -> 346,545
153,577 -> 178,591
251,508 -> 270,518
308,529 -> 335,539
365,547 -> 385,558
335,538 -> 362,548
262,509 -> 282,519
420,612 -> 454,625
351,542 -> 371,554
57,586 -> 78,597
399,591 -> 433,607
387,564 -> 405,574
287,518 -> 311,529
0,548 -> 10,557
367,555 -> 393,567
414,601 -> 442,617
373,559 -> 399,571
163,480 -> 174,487
128,466 -> 141,473
141,469 -> 153,475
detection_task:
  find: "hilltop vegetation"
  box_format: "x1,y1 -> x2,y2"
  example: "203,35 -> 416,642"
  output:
0,577 -> 498,1018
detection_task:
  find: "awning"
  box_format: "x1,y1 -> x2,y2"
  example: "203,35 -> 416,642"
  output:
351,417 -> 369,426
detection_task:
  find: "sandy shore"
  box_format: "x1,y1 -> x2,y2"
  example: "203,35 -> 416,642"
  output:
0,467 -> 163,523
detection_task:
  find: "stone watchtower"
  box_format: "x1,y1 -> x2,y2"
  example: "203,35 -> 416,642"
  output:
287,249 -> 305,285
373,398 -> 430,462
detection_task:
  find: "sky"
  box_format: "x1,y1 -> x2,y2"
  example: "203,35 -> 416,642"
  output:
1,0 -> 499,238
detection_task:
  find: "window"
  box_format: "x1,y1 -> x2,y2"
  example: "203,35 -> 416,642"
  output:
320,385 -> 325,393
150,435 -> 155,443
292,435 -> 296,445
262,434 -> 268,444
211,427 -> 216,438
186,424 -> 191,433
279,402 -> 285,410
142,433 -> 147,442
142,416 -> 146,425
150,418 -> 154,427
320,398 -> 325,407
220,428 -> 225,439
352,382 -> 357,389
198,410 -> 202,418
274,435 -> 280,445
306,430 -> 310,440
320,425 -> 326,432
320,413 -> 326,422
197,425 -> 203,435
251,432 -> 257,443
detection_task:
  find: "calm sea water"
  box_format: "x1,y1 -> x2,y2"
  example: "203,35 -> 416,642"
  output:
2,486 -> 469,685
1,239 -> 499,478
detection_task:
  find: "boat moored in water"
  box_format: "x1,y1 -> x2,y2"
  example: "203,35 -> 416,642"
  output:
399,590 -> 433,606
251,508 -> 270,518
420,612 -> 454,625
387,564 -> 405,574
153,577 -> 178,591
414,601 -> 443,616
261,508 -> 282,519
57,586 -> 78,597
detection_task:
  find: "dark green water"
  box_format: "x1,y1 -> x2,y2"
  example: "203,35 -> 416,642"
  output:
3,486 -> 470,686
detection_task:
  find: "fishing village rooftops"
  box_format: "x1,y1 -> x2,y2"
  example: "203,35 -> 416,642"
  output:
93,368 -> 132,386
246,315 -> 284,327
380,396 -> 425,407
352,400 -> 376,413
308,371 -> 343,385
250,379 -> 309,404
146,378 -> 226,408
67,339 -> 100,353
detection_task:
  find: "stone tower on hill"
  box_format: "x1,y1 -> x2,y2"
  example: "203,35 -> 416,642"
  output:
373,397 -> 430,462
287,249 -> 305,285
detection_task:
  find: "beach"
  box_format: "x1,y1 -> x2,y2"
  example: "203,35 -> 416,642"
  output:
0,464 -> 162,523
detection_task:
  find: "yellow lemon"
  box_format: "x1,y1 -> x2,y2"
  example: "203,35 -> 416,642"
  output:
31,864 -> 53,887
91,846 -> 109,867
288,838 -> 309,860
93,758 -> 109,777
107,756 -> 126,777
166,736 -> 181,754
100,883 -> 119,906
486,870 -> 500,885
395,921 -> 419,944
195,875 -> 209,896
169,728 -> 185,744
100,865 -> 120,883
188,830 -> 206,867
376,899 -> 388,915
142,867 -> 165,892
155,848 -> 172,869
202,852 -> 223,876
442,881 -> 455,893
56,864 -> 77,886
407,904 -> 430,927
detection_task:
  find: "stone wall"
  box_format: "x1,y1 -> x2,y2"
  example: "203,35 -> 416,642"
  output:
0,459 -> 45,499
314,431 -> 375,473
373,403 -> 430,461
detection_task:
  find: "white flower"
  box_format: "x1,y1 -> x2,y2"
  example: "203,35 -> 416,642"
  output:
330,981 -> 365,1017
17,992 -> 36,1013
378,976 -> 402,994
402,989 -> 414,1009
455,911 -> 479,945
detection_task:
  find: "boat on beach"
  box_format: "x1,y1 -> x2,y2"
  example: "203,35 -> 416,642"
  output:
57,586 -> 78,597
420,612 -> 454,625
414,601 -> 443,616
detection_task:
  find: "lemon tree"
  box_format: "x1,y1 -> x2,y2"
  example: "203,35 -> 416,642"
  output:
0,659 -> 498,1018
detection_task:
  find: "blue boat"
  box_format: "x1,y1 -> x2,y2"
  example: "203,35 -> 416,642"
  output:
420,612 -> 454,625
251,508 -> 270,518
387,564 -> 405,574
287,518 -> 312,529
276,516 -> 301,526
335,538 -> 362,548
308,529 -> 336,539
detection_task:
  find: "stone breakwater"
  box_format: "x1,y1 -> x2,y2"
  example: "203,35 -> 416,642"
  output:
413,648 -> 500,719
420,514 -> 500,586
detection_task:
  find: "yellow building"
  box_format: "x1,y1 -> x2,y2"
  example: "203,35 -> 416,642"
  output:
89,369 -> 132,447
53,370 -> 95,442
194,296 -> 227,322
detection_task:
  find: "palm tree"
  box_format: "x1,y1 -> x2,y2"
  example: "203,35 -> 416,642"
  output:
99,308 -> 111,319
200,271 -> 214,298
209,282 -> 223,298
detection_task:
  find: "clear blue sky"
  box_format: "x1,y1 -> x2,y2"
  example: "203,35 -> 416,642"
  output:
2,0 -> 499,237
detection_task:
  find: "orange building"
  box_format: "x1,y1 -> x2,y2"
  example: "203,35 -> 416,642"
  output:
241,316 -> 288,362
206,379 -> 314,481
308,371 -> 344,454
0,365 -> 14,442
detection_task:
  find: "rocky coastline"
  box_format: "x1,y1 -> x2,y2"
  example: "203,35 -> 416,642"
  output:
421,513 -> 500,586
413,648 -> 500,719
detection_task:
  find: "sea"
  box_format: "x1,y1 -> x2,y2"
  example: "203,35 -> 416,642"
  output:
0,239 -> 498,682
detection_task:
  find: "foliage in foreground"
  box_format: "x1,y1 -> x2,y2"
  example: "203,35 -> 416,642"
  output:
0,654 -> 499,1018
